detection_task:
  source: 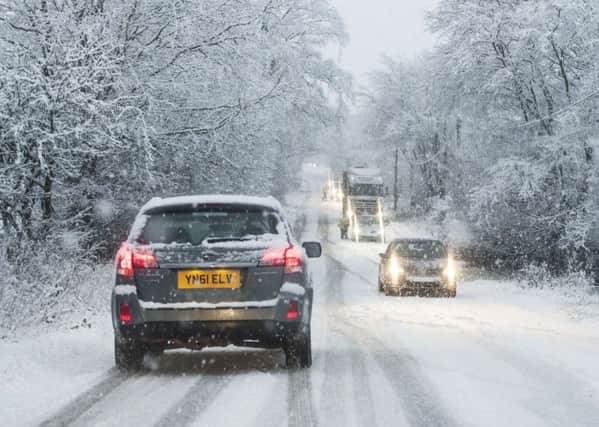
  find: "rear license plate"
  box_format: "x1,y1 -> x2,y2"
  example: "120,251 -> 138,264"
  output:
178,270 -> 241,289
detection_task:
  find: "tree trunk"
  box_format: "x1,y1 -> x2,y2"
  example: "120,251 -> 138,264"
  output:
41,174 -> 53,220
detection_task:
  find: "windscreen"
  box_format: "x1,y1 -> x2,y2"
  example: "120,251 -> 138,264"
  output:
393,241 -> 447,259
349,184 -> 384,196
135,206 -> 283,245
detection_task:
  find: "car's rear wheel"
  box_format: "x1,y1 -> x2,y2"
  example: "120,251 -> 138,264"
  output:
378,278 -> 384,292
285,329 -> 312,368
114,335 -> 144,372
446,289 -> 457,298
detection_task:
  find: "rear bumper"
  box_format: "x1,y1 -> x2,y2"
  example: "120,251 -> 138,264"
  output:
140,305 -> 277,322
111,286 -> 311,347
117,320 -> 301,348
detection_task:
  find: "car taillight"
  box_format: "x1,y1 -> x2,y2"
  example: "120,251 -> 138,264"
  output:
259,247 -> 287,267
119,302 -> 132,323
284,246 -> 303,274
287,300 -> 299,320
116,243 -> 158,279
132,247 -> 159,269
259,246 -> 303,273
116,244 -> 134,278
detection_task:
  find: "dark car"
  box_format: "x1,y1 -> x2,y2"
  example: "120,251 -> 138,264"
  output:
111,195 -> 322,370
378,238 -> 457,297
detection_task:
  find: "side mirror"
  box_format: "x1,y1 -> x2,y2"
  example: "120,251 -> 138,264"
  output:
379,253 -> 386,259
302,241 -> 322,258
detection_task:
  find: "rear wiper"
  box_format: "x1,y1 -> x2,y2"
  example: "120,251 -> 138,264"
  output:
202,236 -> 255,244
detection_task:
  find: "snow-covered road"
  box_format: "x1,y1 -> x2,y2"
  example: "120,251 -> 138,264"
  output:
2,166 -> 599,427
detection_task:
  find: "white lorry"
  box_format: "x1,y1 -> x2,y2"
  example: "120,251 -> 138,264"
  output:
342,167 -> 386,243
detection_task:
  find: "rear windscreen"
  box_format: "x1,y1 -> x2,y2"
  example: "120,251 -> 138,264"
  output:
134,206 -> 282,245
392,241 -> 447,259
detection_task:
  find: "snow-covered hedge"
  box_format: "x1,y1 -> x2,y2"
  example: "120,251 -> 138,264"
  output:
0,239 -> 112,333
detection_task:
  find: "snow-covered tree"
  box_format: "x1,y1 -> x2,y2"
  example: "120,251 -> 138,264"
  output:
364,0 -> 599,271
0,0 -> 350,326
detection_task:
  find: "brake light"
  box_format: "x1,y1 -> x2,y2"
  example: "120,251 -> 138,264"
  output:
116,244 -> 134,278
116,243 -> 158,279
259,246 -> 303,273
259,247 -> 287,267
284,246 -> 303,274
120,302 -> 132,323
132,247 -> 159,269
287,300 -> 299,320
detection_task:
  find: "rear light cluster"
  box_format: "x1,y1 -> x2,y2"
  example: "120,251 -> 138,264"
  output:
286,300 -> 299,320
116,243 -> 158,279
259,246 -> 303,274
119,302 -> 132,323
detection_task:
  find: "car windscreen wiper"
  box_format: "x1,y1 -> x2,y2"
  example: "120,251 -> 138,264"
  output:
201,236 -> 255,244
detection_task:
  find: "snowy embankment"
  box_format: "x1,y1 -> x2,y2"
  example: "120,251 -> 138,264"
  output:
0,261 -> 115,426
0,259 -> 114,336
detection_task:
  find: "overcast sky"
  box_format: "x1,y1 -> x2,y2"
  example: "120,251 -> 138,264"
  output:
328,0 -> 438,86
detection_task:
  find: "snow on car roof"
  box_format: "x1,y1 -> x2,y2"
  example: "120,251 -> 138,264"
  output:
140,195 -> 283,214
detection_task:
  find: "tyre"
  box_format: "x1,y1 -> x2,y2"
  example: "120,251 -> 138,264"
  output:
446,289 -> 457,298
284,330 -> 312,368
384,285 -> 391,296
114,334 -> 144,372
378,279 -> 384,292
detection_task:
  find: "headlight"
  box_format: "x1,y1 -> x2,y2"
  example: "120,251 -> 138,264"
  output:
444,257 -> 456,282
388,256 -> 404,283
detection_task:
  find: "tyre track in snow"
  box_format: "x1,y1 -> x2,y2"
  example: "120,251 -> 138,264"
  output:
317,214 -> 349,427
348,348 -> 379,427
319,219 -> 378,286
319,213 -> 379,427
286,188 -> 319,427
39,369 -> 130,427
322,254 -> 380,427
40,350 -> 278,427
147,348 -> 283,427
325,251 -> 376,286
340,320 -> 458,427
287,369 -> 318,427
321,213 -> 458,427
153,373 -> 235,427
